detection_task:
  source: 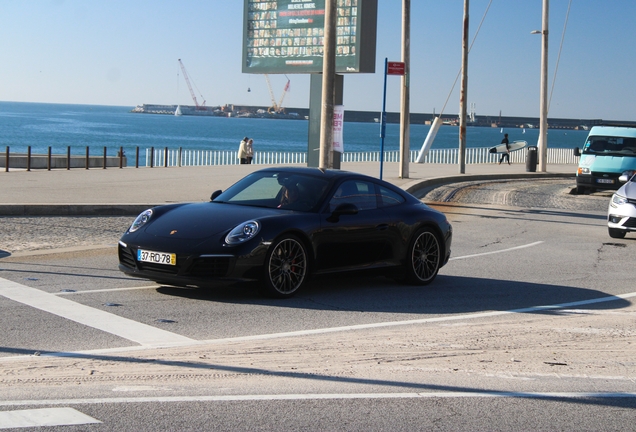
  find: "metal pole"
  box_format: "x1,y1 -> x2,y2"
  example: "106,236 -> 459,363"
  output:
458,0 -> 469,174
319,0 -> 337,170
380,58 -> 388,180
399,0 -> 410,179
538,0 -> 549,172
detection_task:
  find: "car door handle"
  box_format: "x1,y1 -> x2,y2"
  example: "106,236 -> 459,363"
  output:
376,224 -> 389,231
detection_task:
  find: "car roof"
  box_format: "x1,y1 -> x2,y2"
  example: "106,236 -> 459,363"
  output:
255,166 -> 378,181
589,126 -> 636,139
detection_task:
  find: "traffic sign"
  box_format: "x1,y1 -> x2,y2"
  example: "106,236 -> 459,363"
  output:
387,61 -> 405,75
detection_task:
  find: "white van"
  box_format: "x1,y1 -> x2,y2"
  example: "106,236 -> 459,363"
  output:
574,126 -> 636,194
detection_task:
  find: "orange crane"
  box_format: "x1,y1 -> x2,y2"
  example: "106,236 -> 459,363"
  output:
264,74 -> 290,114
178,59 -> 206,109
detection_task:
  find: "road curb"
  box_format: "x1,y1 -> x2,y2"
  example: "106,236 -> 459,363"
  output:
0,204 -> 159,217
404,172 -> 574,198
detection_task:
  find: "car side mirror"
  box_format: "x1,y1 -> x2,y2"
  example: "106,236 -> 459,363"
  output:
618,175 -> 629,183
573,147 -> 581,157
210,190 -> 222,201
326,203 -> 358,223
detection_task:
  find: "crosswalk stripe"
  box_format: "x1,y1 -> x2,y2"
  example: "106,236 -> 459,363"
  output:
0,407 -> 100,429
0,277 -> 194,347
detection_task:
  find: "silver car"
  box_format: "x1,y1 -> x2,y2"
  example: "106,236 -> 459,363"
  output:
608,173 -> 636,238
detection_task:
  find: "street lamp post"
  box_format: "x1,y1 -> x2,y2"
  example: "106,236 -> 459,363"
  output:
532,0 -> 549,172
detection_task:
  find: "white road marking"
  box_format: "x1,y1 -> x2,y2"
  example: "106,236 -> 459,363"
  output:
0,407 -> 101,428
0,392 -> 635,408
190,291 -> 636,346
449,241 -> 544,261
0,277 -> 194,347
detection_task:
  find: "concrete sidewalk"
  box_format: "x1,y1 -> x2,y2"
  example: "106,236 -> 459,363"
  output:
0,162 -> 575,215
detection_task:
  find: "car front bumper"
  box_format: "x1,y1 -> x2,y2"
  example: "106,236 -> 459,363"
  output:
607,202 -> 636,232
118,240 -> 268,287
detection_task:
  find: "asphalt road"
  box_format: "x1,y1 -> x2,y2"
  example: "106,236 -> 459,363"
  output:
1,179 -> 634,431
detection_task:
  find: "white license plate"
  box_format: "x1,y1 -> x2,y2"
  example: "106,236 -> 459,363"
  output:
137,249 -> 176,266
596,178 -> 615,184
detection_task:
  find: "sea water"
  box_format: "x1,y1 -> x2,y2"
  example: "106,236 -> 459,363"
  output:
0,101 -> 587,161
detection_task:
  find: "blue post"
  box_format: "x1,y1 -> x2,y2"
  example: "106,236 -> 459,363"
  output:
380,58 -> 388,180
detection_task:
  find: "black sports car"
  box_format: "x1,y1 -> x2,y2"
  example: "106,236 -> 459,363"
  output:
118,167 -> 452,298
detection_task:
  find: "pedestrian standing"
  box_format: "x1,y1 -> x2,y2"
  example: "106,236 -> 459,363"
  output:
499,133 -> 511,165
246,138 -> 254,164
238,137 -> 249,164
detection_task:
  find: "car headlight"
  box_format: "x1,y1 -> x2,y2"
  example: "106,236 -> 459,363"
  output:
621,170 -> 636,179
129,209 -> 153,233
577,167 -> 590,175
225,220 -> 261,244
611,194 -> 628,207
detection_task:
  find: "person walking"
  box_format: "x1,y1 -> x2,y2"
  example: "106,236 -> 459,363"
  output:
246,138 -> 254,164
499,133 -> 511,165
238,137 -> 249,164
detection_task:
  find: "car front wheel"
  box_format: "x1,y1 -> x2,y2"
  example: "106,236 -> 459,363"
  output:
405,227 -> 441,285
261,235 -> 308,298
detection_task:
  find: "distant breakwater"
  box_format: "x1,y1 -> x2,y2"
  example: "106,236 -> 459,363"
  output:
133,103 -> 633,130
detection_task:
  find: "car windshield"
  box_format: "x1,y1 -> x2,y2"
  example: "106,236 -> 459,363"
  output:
213,171 -> 330,212
582,136 -> 636,156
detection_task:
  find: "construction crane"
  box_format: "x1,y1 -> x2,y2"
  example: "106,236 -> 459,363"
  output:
178,59 -> 206,109
264,74 -> 290,114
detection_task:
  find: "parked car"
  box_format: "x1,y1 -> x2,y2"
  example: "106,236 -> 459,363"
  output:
118,167 -> 452,298
608,173 -> 636,238
574,126 -> 636,194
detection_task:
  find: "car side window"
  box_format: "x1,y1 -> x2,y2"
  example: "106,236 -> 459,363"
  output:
329,180 -> 378,211
378,186 -> 405,208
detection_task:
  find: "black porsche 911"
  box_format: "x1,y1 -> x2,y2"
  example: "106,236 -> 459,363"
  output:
118,167 -> 452,298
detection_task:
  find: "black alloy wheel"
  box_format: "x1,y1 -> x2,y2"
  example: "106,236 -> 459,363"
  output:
262,235 -> 308,298
406,228 -> 441,285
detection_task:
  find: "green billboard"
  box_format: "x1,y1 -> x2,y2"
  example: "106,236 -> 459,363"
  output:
243,0 -> 377,74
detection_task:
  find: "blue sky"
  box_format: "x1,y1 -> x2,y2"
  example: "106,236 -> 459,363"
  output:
1,1 -> 635,121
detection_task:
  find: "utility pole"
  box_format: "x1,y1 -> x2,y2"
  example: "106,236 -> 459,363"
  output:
319,0 -> 337,169
538,0 -> 549,172
458,0 -> 469,174
399,0 -> 410,179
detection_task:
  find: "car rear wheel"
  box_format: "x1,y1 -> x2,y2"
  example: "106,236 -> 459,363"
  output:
261,235 -> 308,298
405,228 -> 441,285
608,228 -> 626,239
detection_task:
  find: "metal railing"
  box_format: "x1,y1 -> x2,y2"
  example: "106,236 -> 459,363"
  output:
147,147 -> 579,167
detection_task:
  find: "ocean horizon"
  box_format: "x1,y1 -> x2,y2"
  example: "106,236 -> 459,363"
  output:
0,101 -> 588,161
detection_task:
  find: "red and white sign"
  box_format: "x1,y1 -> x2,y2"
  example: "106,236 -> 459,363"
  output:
387,61 -> 405,75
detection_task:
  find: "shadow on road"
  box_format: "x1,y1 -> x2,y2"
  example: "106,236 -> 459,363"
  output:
154,274 -> 631,315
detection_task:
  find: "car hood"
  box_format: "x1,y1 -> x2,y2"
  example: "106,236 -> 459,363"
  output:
617,180 -> 636,199
143,202 -> 282,240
